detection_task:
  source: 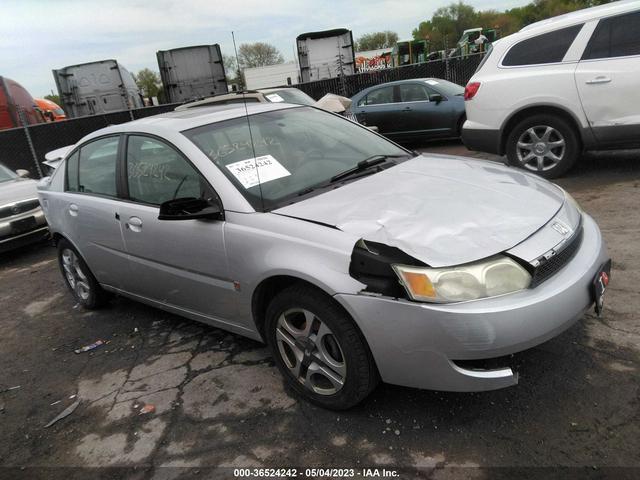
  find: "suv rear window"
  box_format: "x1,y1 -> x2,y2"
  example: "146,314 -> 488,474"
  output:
503,24 -> 583,66
582,11 -> 640,60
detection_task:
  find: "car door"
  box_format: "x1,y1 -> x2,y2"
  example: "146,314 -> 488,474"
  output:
117,134 -> 237,321
353,85 -> 401,135
396,82 -> 454,138
575,10 -> 640,147
63,135 -> 129,289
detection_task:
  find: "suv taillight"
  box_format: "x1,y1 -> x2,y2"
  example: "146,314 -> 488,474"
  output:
464,82 -> 481,100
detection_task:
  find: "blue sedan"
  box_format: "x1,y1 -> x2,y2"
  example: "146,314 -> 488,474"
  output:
350,78 -> 466,143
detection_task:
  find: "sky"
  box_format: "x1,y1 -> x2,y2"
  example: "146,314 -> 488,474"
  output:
0,0 -> 529,98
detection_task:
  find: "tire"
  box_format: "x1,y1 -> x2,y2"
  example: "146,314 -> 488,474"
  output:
506,114 -> 580,179
57,239 -> 110,309
265,285 -> 379,410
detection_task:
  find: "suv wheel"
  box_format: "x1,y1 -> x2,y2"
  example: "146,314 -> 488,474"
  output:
506,114 -> 579,179
265,285 -> 378,410
57,239 -> 110,309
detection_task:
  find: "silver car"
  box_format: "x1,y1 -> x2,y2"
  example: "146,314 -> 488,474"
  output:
38,103 -> 611,409
0,164 -> 48,252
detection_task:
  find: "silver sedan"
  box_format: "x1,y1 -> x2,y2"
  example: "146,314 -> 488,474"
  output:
0,164 -> 48,252
38,103 -> 610,409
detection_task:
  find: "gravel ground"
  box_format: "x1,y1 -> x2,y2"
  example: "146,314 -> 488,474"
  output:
0,143 -> 638,480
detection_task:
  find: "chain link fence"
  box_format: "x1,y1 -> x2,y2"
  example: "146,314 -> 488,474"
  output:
0,53 -> 482,177
294,53 -> 484,99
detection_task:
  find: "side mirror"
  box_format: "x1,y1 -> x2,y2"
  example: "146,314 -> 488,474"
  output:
158,197 -> 222,221
430,94 -> 443,104
16,169 -> 30,178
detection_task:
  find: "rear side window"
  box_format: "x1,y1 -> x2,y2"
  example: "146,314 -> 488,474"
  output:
65,151 -> 80,191
362,86 -> 395,105
399,84 -> 430,102
503,24 -> 583,66
582,11 -> 640,60
69,137 -> 119,196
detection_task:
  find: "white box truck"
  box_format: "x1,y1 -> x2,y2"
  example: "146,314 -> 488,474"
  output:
157,44 -> 228,103
53,59 -> 143,118
244,62 -> 300,90
296,29 -> 356,83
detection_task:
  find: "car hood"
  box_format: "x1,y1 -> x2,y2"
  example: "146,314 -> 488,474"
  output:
274,155 -> 565,267
0,178 -> 39,205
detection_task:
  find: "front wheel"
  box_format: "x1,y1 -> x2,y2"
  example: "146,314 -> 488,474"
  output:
265,285 -> 378,410
506,114 -> 580,179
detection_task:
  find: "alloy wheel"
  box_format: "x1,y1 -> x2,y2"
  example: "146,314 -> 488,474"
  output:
275,308 -> 346,395
61,249 -> 91,301
516,125 -> 566,172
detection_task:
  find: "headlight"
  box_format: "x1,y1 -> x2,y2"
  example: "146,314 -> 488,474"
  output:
392,256 -> 531,303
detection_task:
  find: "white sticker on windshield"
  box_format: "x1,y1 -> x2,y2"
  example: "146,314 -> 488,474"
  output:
226,155 -> 291,189
265,93 -> 285,103
425,80 -> 439,85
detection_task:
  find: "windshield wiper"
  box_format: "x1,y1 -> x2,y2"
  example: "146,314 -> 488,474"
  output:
330,155 -> 405,183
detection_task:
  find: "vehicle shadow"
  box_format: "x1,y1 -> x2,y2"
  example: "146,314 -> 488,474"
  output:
0,240 -> 53,268
568,149 -> 640,178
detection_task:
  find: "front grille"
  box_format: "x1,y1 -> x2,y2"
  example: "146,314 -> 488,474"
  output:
0,199 -> 41,220
530,225 -> 583,287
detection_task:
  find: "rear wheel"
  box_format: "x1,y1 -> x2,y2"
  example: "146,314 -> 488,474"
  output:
265,285 -> 378,410
506,114 -> 579,179
57,239 -> 110,309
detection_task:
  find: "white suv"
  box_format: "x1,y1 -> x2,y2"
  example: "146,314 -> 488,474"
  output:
462,1 -> 640,178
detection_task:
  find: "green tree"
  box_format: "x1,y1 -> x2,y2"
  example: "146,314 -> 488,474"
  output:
413,1 -> 477,49
412,0 -> 614,49
222,53 -> 246,90
237,42 -> 284,69
223,54 -> 237,79
134,68 -> 161,98
355,31 -> 399,51
44,94 -> 61,105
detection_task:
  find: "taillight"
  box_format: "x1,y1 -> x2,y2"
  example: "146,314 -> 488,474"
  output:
464,82 -> 481,100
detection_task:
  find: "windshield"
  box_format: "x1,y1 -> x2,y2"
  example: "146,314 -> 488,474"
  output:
183,106 -> 409,210
263,89 -> 316,106
427,79 -> 464,97
0,164 -> 17,183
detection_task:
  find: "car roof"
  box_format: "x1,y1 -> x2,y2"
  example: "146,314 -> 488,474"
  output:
520,0 -> 637,34
174,92 -> 266,111
82,103 -> 303,142
258,87 -> 300,93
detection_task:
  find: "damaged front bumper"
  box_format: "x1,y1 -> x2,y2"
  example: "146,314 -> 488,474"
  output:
334,213 -> 608,392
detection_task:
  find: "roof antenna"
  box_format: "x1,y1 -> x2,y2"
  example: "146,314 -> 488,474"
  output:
232,31 -> 265,212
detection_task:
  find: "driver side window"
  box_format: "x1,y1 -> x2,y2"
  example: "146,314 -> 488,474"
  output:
126,136 -> 208,206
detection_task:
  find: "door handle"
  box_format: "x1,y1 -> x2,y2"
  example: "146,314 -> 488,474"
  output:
586,76 -> 611,85
126,216 -> 143,232
402,106 -> 412,111
68,204 -> 79,217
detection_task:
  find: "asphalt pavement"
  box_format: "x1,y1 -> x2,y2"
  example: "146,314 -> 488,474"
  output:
1,143 -> 639,480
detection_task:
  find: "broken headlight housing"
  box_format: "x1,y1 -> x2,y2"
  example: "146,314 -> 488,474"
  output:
393,255 -> 531,303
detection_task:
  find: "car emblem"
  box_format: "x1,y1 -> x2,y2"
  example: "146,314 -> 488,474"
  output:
11,205 -> 20,215
552,221 -> 571,236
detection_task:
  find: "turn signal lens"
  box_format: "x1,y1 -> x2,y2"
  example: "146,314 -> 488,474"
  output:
398,270 -> 436,300
464,82 -> 481,100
